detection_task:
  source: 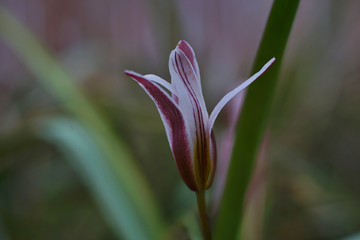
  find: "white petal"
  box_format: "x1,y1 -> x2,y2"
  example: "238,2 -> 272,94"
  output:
208,58 -> 275,133
144,74 -> 176,94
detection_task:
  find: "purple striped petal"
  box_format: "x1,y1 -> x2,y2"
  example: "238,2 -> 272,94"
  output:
169,44 -> 208,141
169,41 -> 207,116
177,40 -> 200,81
125,70 -> 199,191
169,43 -> 212,190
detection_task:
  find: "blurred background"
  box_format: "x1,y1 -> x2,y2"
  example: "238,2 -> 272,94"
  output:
0,0 -> 360,239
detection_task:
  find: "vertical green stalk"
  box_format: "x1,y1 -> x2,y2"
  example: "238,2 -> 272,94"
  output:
214,1 -> 301,240
196,191 -> 212,240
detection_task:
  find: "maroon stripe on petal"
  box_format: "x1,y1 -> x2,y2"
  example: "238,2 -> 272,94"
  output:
173,52 -> 209,190
178,40 -> 198,76
125,71 -> 199,191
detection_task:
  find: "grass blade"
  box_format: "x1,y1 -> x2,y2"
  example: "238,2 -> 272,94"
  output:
39,117 -> 149,239
214,1 -> 301,239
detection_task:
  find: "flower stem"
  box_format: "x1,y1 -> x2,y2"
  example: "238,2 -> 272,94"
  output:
196,191 -> 212,240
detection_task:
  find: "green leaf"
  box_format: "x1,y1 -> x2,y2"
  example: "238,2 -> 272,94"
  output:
0,6 -> 165,239
340,232 -> 360,240
39,117 -> 149,239
214,1 -> 301,240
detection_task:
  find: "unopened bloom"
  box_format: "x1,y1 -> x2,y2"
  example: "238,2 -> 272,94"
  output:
125,40 -> 274,191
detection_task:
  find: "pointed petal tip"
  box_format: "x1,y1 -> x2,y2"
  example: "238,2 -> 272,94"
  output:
262,57 -> 276,72
267,57 -> 276,67
124,71 -> 148,84
124,70 -> 132,76
124,70 -> 141,78
177,40 -> 189,48
176,40 -> 193,55
173,40 -> 200,78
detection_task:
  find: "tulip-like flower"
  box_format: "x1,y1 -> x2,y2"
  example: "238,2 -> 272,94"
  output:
125,40 -> 274,192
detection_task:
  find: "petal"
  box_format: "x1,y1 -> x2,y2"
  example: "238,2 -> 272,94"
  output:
169,42 -> 207,115
208,57 -> 275,134
125,70 -> 198,190
143,74 -> 176,94
169,44 -> 212,190
177,40 -> 200,81
205,130 -> 217,190
169,45 -> 209,142
192,128 -> 212,190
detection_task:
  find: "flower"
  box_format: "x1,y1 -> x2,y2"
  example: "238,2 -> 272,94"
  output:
125,40 -> 274,191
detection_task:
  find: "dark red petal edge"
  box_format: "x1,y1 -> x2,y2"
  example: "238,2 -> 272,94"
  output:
125,71 -> 199,191
177,40 -> 198,76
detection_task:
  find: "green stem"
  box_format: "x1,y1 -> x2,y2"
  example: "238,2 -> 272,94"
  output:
196,191 -> 212,240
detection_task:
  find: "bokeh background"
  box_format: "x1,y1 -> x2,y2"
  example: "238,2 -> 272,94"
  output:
0,0 -> 360,239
